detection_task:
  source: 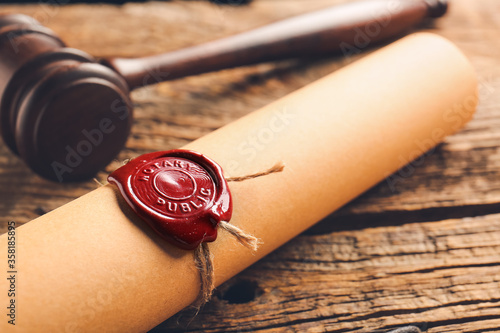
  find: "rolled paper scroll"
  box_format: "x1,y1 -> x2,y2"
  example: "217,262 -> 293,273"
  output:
0,33 -> 477,332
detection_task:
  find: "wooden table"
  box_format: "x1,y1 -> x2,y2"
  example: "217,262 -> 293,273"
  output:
1,0 -> 500,332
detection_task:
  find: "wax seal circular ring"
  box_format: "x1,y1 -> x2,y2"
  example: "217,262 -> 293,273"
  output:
108,149 -> 232,250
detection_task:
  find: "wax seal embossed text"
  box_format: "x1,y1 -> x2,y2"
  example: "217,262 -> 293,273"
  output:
108,150 -> 232,250
136,157 -> 214,216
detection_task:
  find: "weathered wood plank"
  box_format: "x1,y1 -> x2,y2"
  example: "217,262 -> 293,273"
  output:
1,0 -> 500,228
153,213 -> 500,332
0,1 -> 499,332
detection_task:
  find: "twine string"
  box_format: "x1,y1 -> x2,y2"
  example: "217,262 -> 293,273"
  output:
192,162 -> 285,309
193,243 -> 214,308
225,162 -> 284,182
104,159 -> 285,310
219,221 -> 260,252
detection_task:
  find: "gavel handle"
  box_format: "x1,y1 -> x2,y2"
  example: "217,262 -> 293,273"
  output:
103,0 -> 447,90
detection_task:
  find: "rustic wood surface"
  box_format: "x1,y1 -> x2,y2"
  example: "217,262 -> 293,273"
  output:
0,0 -> 499,332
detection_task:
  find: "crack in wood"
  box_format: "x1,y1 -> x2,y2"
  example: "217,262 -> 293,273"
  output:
306,202 -> 500,235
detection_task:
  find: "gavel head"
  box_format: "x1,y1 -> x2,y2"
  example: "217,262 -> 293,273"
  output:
0,14 -> 133,182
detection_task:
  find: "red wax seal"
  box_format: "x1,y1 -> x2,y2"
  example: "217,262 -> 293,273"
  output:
108,149 -> 232,250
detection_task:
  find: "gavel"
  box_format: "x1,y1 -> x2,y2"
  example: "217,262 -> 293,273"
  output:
0,0 -> 447,182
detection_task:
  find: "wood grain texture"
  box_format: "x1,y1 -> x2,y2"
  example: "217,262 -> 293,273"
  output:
0,0 -> 499,332
155,213 -> 500,332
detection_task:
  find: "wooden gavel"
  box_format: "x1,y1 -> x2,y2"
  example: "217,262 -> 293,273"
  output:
0,0 -> 447,182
